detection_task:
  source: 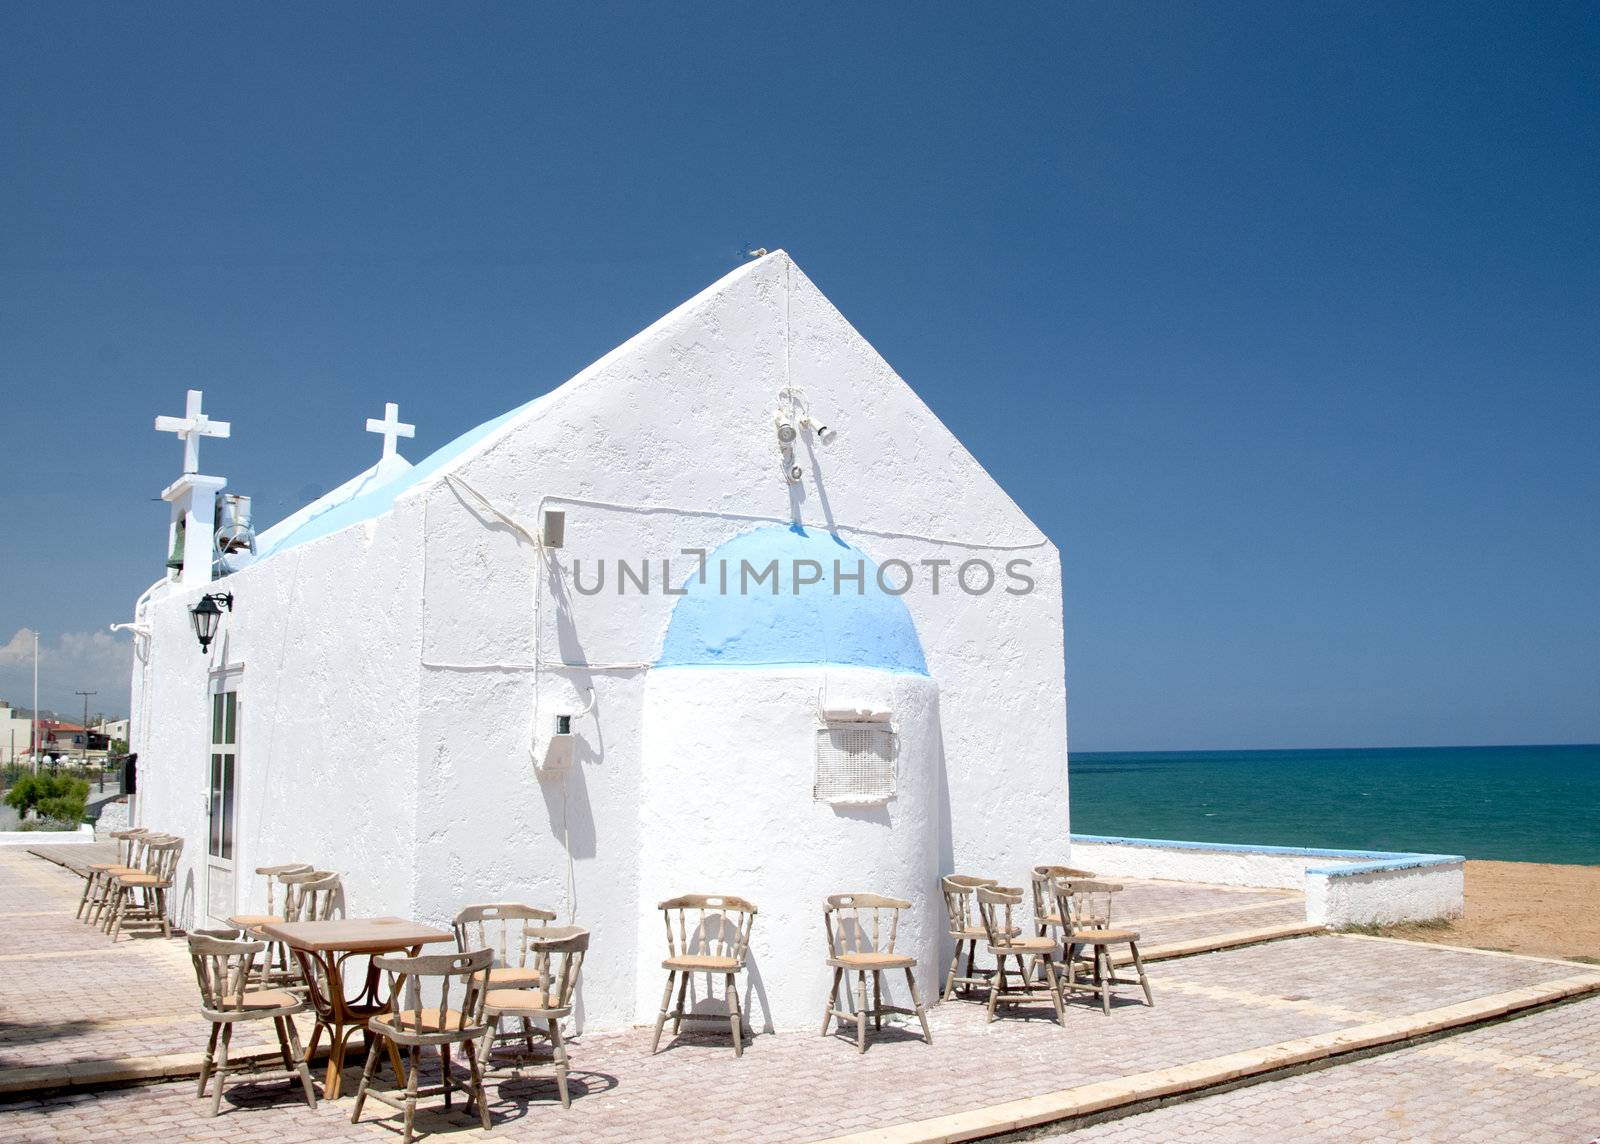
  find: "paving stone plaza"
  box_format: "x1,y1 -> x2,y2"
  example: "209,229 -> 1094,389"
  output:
1,847 -> 1596,1143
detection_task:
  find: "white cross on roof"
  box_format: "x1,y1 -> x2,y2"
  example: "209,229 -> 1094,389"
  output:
154,389 -> 231,474
366,402 -> 416,461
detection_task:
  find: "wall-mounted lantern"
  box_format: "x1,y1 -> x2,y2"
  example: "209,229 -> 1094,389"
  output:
189,592 -> 234,653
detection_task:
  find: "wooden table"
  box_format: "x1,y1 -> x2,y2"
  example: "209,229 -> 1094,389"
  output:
260,916 -> 454,1099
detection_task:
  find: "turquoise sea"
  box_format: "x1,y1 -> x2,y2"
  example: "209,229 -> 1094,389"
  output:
1069,744 -> 1600,866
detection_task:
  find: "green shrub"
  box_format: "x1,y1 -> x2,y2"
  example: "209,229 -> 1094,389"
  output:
4,774 -> 89,825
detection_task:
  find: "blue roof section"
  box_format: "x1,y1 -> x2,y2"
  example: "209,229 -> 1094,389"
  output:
656,525 -> 929,674
254,393 -> 548,559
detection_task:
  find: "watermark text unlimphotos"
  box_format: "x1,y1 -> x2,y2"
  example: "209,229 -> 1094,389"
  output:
569,550 -> 1035,597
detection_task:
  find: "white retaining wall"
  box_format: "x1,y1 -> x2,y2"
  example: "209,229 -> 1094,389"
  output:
1070,834 -> 1464,928
0,824 -> 96,846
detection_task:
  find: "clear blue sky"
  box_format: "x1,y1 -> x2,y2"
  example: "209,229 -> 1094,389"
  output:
1,3 -> 1595,748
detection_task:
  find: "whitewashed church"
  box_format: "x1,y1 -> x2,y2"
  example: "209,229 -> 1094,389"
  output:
124,251 -> 1070,1031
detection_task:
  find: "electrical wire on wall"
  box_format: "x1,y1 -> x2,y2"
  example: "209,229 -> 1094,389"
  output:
413,256 -> 1053,921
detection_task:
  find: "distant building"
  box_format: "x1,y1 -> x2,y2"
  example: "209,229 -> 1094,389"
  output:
95,718 -> 130,745
0,702 -> 33,765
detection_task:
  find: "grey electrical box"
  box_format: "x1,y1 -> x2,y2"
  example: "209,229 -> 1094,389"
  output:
542,509 -> 565,549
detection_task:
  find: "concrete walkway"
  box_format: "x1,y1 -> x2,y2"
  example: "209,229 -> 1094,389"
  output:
1062,994 -> 1600,1143
0,848 -> 1594,1143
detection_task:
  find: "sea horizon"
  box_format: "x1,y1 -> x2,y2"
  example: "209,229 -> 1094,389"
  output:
1068,742 -> 1600,867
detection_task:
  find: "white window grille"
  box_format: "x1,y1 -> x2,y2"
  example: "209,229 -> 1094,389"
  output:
814,722 -> 896,805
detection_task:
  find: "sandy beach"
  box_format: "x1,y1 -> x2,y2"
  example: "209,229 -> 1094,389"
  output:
1379,860 -> 1600,962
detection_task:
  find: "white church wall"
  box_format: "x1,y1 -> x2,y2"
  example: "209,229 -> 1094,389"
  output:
403,252 -> 1070,1030
126,251 -> 1071,1032
637,666 -> 943,1032
130,500 -> 427,930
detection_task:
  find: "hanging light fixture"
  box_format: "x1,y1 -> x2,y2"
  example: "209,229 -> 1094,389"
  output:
188,592 -> 234,653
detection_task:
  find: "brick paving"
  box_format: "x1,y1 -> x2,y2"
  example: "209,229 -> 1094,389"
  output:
1107,879 -> 1306,947
1064,995 -> 1600,1143
0,847 -> 279,1069
1,847 -> 1592,1142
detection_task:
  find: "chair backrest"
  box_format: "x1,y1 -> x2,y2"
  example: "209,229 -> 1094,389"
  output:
373,947 -> 493,1039
976,885 -> 1032,950
1051,878 -> 1121,937
110,828 -> 148,866
125,831 -> 164,870
282,870 -> 342,921
940,874 -> 997,937
525,925 -> 589,1010
1030,865 -> 1096,919
453,902 -> 559,968
143,837 -> 184,884
823,893 -> 909,958
658,894 -> 757,965
255,863 -> 313,914
188,932 -> 266,1014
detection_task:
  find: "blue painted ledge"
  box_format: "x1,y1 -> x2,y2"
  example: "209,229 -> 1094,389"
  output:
1070,833 -> 1465,879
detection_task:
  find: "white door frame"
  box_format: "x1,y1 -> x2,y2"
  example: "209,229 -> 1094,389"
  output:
205,666 -> 243,926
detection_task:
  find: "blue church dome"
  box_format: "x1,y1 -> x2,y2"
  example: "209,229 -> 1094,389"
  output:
655,525 -> 929,675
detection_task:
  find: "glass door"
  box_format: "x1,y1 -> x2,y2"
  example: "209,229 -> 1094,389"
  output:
205,685 -> 239,924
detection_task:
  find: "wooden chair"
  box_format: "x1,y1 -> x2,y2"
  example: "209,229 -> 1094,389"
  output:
281,870 -> 343,922
229,862 -> 314,930
229,863 -> 314,985
1051,878 -> 1153,1016
975,885 -> 1065,1027
1029,865 -> 1098,938
820,893 -> 932,1053
107,836 -> 183,941
90,830 -> 164,929
452,902 -> 558,991
650,894 -> 757,1057
479,926 -> 589,1107
188,931 -> 318,1117
940,874 -> 998,999
351,948 -> 494,1144
77,828 -> 148,922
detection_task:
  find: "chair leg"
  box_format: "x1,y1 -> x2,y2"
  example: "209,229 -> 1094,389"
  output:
548,1018 -> 570,1108
75,873 -> 95,920
872,971 -> 883,1031
943,939 -> 962,997
210,1024 -> 232,1117
273,1017 -> 294,1071
906,968 -> 932,1045
282,1014 -> 316,1109
107,887 -> 125,940
1043,957 -> 1066,1027
197,1022 -> 220,1097
821,967 -> 842,1035
726,973 -> 744,1057
441,1043 -> 452,1108
402,1046 -> 421,1144
350,1034 -> 383,1123
464,1036 -> 492,1128
1131,941 -> 1153,1006
384,1028 -> 406,1085
854,972 -> 868,1053
157,887 -> 171,938
986,956 -> 1004,1022
1097,947 -> 1112,1016
650,971 -> 675,1054
672,969 -> 690,1034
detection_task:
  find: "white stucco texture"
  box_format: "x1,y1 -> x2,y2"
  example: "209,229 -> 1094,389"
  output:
126,251 -> 1069,1032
